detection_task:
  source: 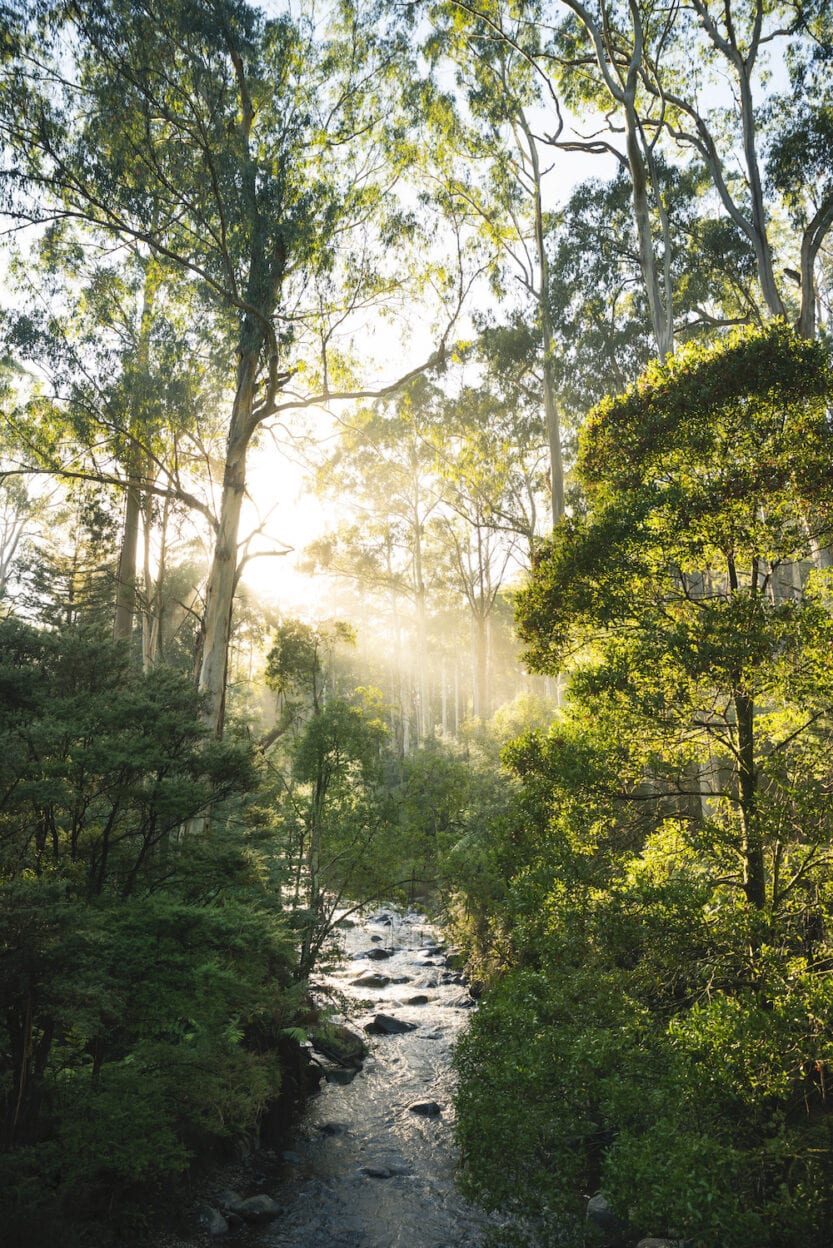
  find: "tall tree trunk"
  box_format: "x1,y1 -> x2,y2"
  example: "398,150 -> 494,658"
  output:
197,351 -> 258,736
113,469 -> 143,640
412,485 -> 429,743
142,480 -> 169,670
519,113 -> 564,526
624,96 -> 674,359
735,687 -> 765,909
113,268 -> 156,641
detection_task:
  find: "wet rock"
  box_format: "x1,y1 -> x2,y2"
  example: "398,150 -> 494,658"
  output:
366,947 -> 395,960
198,1205 -> 228,1236
390,974 -> 412,984
215,1189 -> 244,1213
636,1240 -> 680,1248
281,1150 -> 305,1165
370,934 -> 384,942
403,994 -> 430,1005
352,971 -> 391,989
318,1121 -> 349,1135
586,1192 -> 628,1246
365,1013 -> 418,1035
325,1065 -> 359,1085
407,1099 -> 442,1117
311,1023 -> 366,1067
336,917 -> 357,928
360,1165 -> 392,1178
235,1194 -> 281,1223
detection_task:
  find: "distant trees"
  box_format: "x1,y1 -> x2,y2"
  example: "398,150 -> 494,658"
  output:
307,373 -> 545,742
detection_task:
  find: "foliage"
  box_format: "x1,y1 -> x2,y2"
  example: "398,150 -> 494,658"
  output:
453,325 -> 833,1246
0,621 -> 295,1244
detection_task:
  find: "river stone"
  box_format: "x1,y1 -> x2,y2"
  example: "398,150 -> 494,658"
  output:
370,934 -> 384,942
407,1099 -> 442,1117
318,1120 -> 349,1135
198,1205 -> 228,1236
390,974 -> 412,984
215,1189 -> 244,1213
281,1150 -> 305,1165
352,972 -> 390,988
360,1165 -> 392,1178
636,1240 -> 680,1247
366,947 -> 395,960
404,994 -> 430,1005
365,1013 -> 418,1035
235,1194 -> 281,1223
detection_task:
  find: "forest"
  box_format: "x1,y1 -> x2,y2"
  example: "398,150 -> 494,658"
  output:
1,0 -> 833,1245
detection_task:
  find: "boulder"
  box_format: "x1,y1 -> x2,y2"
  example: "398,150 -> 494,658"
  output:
235,1194 -> 281,1223
360,1165 -> 392,1178
366,947 -> 395,960
311,1023 -> 366,1067
215,1189 -> 244,1214
364,1013 -> 418,1035
198,1206 -> 228,1236
403,994 -> 430,1005
586,1192 -> 628,1247
370,934 -> 384,942
407,1099 -> 442,1117
352,972 -> 390,989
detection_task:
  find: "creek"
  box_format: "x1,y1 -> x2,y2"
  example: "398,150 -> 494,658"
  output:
183,907 -> 507,1248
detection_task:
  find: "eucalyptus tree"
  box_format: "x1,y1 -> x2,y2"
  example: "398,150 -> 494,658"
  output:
546,164 -> 761,421
0,0 -> 464,736
555,0 -> 833,338
425,5 -> 569,522
3,240 -> 223,653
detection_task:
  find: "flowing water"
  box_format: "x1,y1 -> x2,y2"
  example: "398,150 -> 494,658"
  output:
247,907 -> 503,1248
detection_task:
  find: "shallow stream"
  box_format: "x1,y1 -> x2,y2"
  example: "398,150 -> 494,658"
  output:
244,906 -> 500,1247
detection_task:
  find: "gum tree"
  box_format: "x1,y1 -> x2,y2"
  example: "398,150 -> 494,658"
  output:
1,0 -> 464,734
